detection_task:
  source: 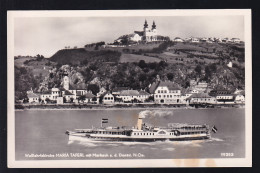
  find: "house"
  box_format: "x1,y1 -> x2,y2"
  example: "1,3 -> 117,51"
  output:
137,90 -> 150,102
200,38 -> 208,42
112,87 -> 129,96
97,87 -> 107,97
234,94 -> 245,103
84,92 -> 96,103
129,33 -> 142,42
27,90 -> 39,103
216,94 -> 234,104
103,93 -> 114,104
189,79 -> 197,87
215,38 -> 222,43
209,89 -> 231,96
227,61 -> 233,68
118,90 -> 140,103
194,81 -> 208,92
63,90 -> 74,102
51,88 -> 62,100
191,37 -> 199,43
187,93 -> 216,104
152,81 -> 182,104
210,90 -> 234,104
173,37 -> 184,42
40,90 -> 52,103
230,38 -> 240,43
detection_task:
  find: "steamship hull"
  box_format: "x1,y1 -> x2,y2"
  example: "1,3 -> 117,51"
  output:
66,115 -> 214,142
66,130 -> 211,142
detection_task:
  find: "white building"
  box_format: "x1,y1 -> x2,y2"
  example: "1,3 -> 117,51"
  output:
231,38 -> 240,43
27,90 -> 39,103
115,20 -> 169,44
187,93 -> 216,104
173,37 -> 184,42
103,93 -> 114,104
150,81 -> 182,104
227,61 -> 233,68
191,38 -> 200,43
118,90 -> 140,102
234,94 -> 245,103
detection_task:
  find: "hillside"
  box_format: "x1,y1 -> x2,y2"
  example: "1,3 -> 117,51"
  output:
14,42 -> 245,102
49,48 -> 121,65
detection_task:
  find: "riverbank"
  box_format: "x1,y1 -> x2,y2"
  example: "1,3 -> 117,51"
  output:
15,103 -> 245,110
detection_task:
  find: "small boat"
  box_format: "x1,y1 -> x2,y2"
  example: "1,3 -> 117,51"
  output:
66,115 -> 217,142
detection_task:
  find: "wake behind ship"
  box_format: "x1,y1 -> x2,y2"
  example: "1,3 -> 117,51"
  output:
65,114 -> 217,142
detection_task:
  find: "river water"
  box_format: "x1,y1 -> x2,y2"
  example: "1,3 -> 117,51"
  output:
15,108 -> 245,160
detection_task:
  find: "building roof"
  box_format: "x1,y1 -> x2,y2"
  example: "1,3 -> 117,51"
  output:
134,31 -> 144,36
27,92 -> 39,98
41,90 -> 52,94
187,93 -> 212,100
149,81 -> 160,94
51,88 -> 60,92
209,89 -> 232,96
59,88 -> 66,91
85,92 -> 96,98
64,90 -> 74,95
138,90 -> 150,95
69,84 -> 86,90
112,87 -> 129,93
158,81 -> 181,90
119,90 -> 140,96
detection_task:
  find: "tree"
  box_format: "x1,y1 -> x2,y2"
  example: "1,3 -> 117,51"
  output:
195,65 -> 202,75
78,95 -> 86,102
87,84 -> 100,95
138,60 -> 147,69
92,97 -> 97,102
148,62 -> 157,69
99,95 -> 104,104
145,96 -> 154,102
167,73 -> 174,80
138,74 -> 147,82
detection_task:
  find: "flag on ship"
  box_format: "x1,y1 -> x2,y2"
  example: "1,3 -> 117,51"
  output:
102,118 -> 108,123
212,125 -> 218,133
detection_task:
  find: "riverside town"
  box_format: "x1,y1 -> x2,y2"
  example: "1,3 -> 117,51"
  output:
15,20 -> 245,109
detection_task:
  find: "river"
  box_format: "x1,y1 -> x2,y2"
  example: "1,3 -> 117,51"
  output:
15,108 -> 245,160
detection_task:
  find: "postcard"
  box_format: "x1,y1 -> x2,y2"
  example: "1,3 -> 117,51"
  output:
7,9 -> 252,167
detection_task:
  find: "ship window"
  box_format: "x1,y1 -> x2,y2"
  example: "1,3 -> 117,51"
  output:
153,133 -> 155,135
134,133 -> 136,135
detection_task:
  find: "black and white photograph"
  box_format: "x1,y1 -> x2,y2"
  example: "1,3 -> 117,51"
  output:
7,10 -> 252,167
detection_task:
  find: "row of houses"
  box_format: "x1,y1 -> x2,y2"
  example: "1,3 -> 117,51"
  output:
173,37 -> 242,44
27,75 -> 245,105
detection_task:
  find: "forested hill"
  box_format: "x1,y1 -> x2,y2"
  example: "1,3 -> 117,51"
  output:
50,48 -> 121,65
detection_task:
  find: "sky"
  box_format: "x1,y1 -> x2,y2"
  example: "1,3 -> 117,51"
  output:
14,16 -> 244,58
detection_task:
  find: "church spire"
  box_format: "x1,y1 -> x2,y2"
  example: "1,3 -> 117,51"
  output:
144,19 -> 148,29
152,20 -> 156,29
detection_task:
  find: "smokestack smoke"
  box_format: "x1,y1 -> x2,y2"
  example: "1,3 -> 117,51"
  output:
138,110 -> 174,119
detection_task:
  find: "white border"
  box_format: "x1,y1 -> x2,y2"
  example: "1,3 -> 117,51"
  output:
7,9 -> 252,168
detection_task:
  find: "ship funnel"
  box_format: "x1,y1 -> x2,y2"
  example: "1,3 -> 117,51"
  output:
137,114 -> 145,130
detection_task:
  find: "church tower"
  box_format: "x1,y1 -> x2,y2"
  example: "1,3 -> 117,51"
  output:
63,73 -> 70,90
151,21 -> 157,34
143,20 -> 149,32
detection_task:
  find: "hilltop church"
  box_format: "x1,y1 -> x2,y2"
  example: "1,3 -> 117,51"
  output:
115,20 -> 169,44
